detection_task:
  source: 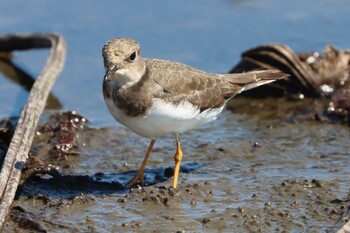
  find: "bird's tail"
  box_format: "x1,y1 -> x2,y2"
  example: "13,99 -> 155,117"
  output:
223,70 -> 287,93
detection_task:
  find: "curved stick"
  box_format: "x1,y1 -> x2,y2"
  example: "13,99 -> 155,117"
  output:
0,33 -> 66,229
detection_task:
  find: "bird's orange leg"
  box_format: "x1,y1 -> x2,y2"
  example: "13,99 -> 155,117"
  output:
126,139 -> 156,187
172,140 -> 183,189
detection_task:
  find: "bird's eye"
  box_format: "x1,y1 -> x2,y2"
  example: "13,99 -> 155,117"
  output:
129,52 -> 137,61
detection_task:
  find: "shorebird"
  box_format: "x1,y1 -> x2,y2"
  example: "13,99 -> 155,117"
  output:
102,38 -> 285,188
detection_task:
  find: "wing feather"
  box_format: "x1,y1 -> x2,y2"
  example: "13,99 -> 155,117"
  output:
145,59 -> 285,111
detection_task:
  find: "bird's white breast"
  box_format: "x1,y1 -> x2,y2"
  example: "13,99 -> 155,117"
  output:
105,98 -> 224,139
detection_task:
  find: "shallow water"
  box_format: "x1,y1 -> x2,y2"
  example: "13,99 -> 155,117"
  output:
1,0 -> 350,124
1,1 -> 350,232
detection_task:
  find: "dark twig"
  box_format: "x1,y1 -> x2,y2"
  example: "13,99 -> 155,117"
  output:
0,56 -> 62,109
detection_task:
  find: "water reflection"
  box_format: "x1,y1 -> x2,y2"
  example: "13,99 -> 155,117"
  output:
0,54 -> 62,117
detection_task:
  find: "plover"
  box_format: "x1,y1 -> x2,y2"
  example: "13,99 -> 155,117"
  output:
102,38 -> 285,188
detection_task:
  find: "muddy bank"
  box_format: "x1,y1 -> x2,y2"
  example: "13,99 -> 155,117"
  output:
2,98 -> 350,232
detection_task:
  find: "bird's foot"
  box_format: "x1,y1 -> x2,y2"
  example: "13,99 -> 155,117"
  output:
126,170 -> 145,187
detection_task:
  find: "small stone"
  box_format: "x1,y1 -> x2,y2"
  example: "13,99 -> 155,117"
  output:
252,142 -> 261,148
202,218 -> 211,224
134,222 -> 142,227
117,198 -> 126,203
176,230 -> 186,233
204,180 -> 211,185
311,179 -> 323,187
185,188 -> 192,194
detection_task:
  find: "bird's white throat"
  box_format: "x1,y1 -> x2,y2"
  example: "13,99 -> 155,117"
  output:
108,66 -> 145,88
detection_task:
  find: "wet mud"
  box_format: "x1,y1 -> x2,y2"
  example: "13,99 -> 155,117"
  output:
2,98 -> 350,232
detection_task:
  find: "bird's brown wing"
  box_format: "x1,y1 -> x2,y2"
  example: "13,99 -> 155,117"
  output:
145,59 -> 284,112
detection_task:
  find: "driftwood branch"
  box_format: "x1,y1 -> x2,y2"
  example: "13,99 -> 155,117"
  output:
0,33 -> 66,229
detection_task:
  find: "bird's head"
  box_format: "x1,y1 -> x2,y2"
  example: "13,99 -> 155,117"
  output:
102,38 -> 146,87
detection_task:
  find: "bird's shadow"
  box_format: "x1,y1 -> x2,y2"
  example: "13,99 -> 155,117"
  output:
17,162 -> 205,199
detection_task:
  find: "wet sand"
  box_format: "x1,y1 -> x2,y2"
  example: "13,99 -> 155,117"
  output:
2,97 -> 350,232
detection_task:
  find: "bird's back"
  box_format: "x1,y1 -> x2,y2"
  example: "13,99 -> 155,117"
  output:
144,59 -> 285,112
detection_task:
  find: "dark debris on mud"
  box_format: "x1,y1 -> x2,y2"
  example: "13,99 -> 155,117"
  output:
7,193 -> 94,233
231,44 -> 350,126
9,206 -> 47,233
19,111 -> 87,178
37,111 -> 87,158
227,96 -> 350,127
18,170 -> 123,198
4,111 -> 93,232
